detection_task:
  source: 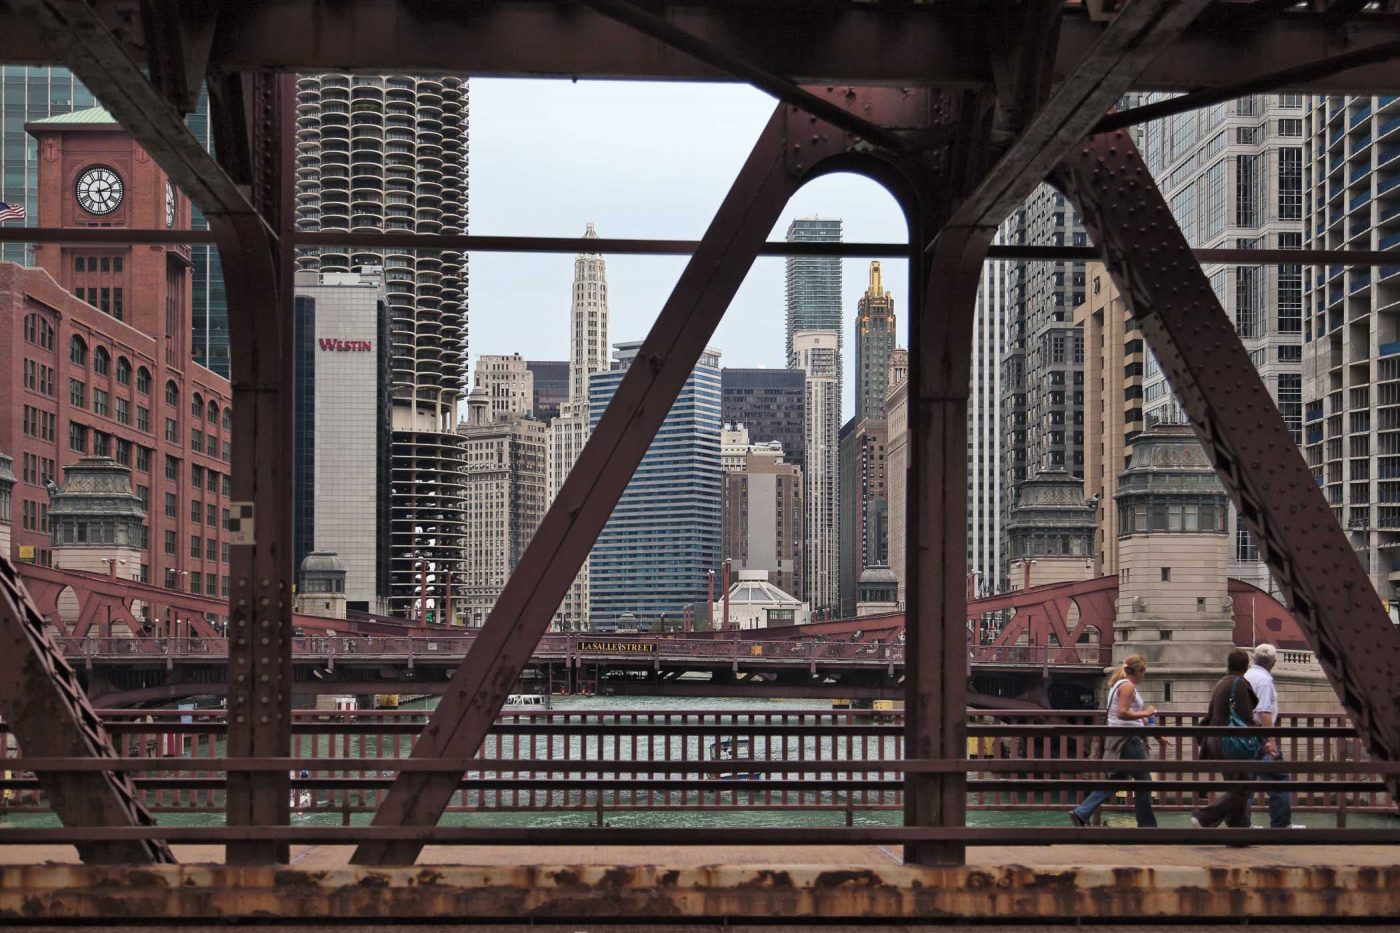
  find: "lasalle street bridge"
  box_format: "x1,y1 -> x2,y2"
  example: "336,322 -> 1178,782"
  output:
5,0 -> 1400,928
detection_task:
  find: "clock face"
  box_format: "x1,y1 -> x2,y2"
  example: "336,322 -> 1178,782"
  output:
165,181 -> 175,227
75,166 -> 123,215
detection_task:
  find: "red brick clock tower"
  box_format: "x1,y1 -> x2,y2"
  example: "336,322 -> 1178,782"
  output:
0,106 -> 232,610
28,106 -> 190,364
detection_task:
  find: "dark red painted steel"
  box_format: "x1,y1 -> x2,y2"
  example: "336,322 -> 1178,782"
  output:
0,554 -> 174,863
216,72 -> 298,865
10,2 -> 1400,96
351,103 -> 834,865
1053,131 -> 1400,804
17,563 -> 226,638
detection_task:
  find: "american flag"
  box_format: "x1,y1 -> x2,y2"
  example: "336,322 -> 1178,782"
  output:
0,201 -> 25,223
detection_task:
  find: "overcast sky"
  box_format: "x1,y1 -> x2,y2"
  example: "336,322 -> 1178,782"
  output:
467,78 -> 911,421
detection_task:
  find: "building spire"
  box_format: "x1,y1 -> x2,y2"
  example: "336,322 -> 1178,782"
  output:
583,222 -> 598,239
868,260 -> 883,296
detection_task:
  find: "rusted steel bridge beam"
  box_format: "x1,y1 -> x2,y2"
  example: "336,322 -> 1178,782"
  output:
18,0 -> 298,863
899,0 -> 1213,867
1053,132 -> 1400,801
351,101 -> 841,866
0,555 -> 174,863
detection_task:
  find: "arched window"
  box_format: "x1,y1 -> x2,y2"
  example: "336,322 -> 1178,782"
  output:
221,407 -> 231,430
136,366 -> 152,394
93,347 -> 110,376
115,356 -> 132,386
165,380 -> 179,406
191,392 -> 204,419
207,400 -> 218,423
69,335 -> 88,366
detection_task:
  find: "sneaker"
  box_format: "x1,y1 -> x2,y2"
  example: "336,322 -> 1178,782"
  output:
1189,816 -> 1203,829
1069,810 -> 1089,828
1286,823 -> 1306,829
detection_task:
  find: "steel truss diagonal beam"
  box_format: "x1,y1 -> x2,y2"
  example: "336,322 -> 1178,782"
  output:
353,103 -> 842,865
19,0 -> 297,863
1053,132 -> 1400,802
0,555 -> 174,864
898,0 -> 1211,866
573,0 -> 914,153
947,0 -> 1214,236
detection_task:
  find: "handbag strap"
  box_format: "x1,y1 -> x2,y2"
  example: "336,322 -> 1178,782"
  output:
1227,676 -> 1245,722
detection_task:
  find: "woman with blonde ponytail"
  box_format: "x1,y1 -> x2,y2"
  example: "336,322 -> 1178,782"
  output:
1069,654 -> 1158,828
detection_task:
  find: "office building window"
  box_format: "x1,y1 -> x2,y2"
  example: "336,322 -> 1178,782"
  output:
1277,148 -> 1302,221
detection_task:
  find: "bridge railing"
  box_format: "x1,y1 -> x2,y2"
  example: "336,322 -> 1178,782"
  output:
46,635 -> 913,666
46,634 -> 1119,669
0,708 -> 1389,828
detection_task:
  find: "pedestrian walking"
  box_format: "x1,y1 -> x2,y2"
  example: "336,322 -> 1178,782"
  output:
1191,648 -> 1258,830
1069,654 -> 1158,828
1245,643 -> 1305,829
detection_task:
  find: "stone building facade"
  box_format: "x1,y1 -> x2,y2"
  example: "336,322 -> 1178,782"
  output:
791,329 -> 840,613
723,449 -> 803,599
459,387 -> 547,627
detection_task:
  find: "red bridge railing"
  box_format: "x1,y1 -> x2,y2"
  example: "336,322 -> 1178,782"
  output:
0,708 -> 1389,826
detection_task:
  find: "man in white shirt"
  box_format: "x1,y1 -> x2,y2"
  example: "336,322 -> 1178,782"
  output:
1244,644 -> 1303,829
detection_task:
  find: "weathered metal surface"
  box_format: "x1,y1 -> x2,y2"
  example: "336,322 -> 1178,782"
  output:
214,72 -> 298,865
7,1 -> 1400,95
14,0 -> 299,864
0,555 -> 173,864
1053,132 -> 1400,804
1,862 -> 1398,922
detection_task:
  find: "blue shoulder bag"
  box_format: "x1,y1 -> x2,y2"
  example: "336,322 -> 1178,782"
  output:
1220,677 -> 1260,760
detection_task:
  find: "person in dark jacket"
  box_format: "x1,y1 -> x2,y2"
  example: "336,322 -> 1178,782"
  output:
1191,648 -> 1258,829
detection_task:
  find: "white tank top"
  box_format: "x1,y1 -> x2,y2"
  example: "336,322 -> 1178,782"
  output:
1105,679 -> 1144,728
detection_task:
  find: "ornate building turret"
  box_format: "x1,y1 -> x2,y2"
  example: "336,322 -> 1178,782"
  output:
297,550 -> 348,620
1006,471 -> 1096,590
856,562 -> 900,617
0,452 -> 14,558
48,456 -> 145,578
1113,425 -> 1235,710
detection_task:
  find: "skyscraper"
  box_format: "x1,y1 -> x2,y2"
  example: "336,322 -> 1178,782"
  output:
791,329 -> 840,613
1141,94 -> 1303,595
588,342 -> 722,630
999,186 -> 1087,587
459,387 -> 547,628
855,261 -> 896,422
785,218 -> 843,380
838,415 -> 887,616
547,225 -> 609,630
294,73 -> 471,621
1302,92 -> 1393,605
720,368 -> 806,471
526,360 -> 569,424
292,269 -> 393,612
723,450 -> 803,599
969,255 -> 1005,595
474,354 -> 533,423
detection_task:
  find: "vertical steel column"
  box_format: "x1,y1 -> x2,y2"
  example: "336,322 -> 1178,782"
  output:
0,555 -> 175,864
353,103 -> 844,865
902,225 -> 989,866
1054,131 -> 1400,797
221,73 -> 297,865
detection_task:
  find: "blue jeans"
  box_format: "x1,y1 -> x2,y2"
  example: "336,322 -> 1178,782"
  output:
1256,749 -> 1294,828
1073,735 -> 1157,827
